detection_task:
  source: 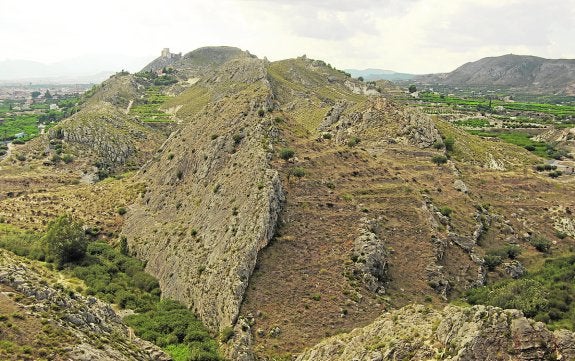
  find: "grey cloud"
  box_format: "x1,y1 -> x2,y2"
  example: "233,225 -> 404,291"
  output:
426,0 -> 574,51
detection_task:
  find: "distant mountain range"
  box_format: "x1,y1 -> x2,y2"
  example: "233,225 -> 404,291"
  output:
0,54 -> 151,84
415,54 -> 575,95
345,68 -> 416,81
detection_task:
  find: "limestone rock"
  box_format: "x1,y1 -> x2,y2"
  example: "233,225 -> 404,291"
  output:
351,218 -> 390,295
296,304 -> 574,361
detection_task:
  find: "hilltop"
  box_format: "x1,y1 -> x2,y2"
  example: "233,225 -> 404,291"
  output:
415,54 -> 575,94
1,47 -> 575,360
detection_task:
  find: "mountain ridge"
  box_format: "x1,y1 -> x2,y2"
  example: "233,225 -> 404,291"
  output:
2,46 -> 575,361
415,54 -> 575,94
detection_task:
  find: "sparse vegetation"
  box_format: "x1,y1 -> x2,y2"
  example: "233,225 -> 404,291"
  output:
279,147 -> 295,161
530,236 -> 551,253
431,155 -> 448,165
347,137 -> 361,147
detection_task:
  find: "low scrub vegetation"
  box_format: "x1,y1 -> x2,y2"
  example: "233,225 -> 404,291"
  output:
0,216 -> 221,361
467,255 -> 575,331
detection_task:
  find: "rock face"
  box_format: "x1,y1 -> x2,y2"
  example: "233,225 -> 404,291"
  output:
326,97 -> 441,148
296,304 -> 575,361
49,102 -> 161,171
0,249 -> 168,361
351,218 -> 390,295
122,56 -> 284,332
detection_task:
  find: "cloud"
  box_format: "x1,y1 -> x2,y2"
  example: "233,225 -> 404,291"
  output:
1,0 -> 575,74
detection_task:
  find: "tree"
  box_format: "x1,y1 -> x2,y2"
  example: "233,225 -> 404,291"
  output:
408,85 -> 417,93
43,215 -> 89,268
31,91 -> 41,99
44,90 -> 53,99
358,76 -> 364,82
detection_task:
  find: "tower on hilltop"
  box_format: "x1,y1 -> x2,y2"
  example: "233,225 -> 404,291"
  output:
161,48 -> 171,58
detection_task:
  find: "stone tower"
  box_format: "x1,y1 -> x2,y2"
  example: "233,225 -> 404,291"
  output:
161,48 -> 171,58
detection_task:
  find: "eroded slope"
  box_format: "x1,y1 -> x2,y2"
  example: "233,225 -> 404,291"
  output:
122,56 -> 284,332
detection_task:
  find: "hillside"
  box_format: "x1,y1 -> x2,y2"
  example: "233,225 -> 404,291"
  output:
416,54 -> 575,95
2,47 -> 575,361
0,249 -> 168,361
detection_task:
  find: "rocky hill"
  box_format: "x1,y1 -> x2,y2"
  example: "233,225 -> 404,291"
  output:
2,47 -> 575,361
416,54 -> 575,94
296,304 -> 575,361
0,249 -> 168,361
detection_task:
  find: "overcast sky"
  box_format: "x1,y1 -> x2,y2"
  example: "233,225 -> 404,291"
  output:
1,0 -> 574,74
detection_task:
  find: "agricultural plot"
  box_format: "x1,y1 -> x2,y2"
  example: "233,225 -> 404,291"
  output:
129,87 -> 172,123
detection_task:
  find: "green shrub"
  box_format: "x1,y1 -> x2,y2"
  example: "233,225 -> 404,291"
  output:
290,167 -> 306,178
322,133 -> 332,140
531,236 -> 551,253
219,327 -> 235,343
279,147 -> 295,161
432,141 -> 444,149
117,207 -> 127,216
444,137 -> 455,152
439,206 -> 453,217
431,155 -> 448,165
347,137 -> 360,147
258,109 -> 265,117
467,279 -> 547,317
504,244 -> 522,259
61,154 -> 74,163
42,215 -> 89,268
483,254 -> 502,271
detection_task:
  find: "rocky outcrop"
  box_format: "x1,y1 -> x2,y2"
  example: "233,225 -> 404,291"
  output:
326,97 -> 442,148
296,304 -> 575,361
48,102 -> 162,173
122,57 -> 284,332
0,249 -> 168,361
351,218 -> 390,295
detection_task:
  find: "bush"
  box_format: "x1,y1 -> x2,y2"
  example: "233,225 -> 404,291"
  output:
466,279 -> 547,317
347,137 -> 360,147
504,244 -> 522,259
483,254 -> 502,271
42,215 -> 89,268
443,137 -> 455,152
61,154 -> 74,163
531,236 -> 551,253
432,141 -> 444,149
432,155 -> 448,165
117,207 -> 127,216
220,327 -> 235,343
290,167 -> 306,178
439,206 -> 453,217
279,148 -> 295,161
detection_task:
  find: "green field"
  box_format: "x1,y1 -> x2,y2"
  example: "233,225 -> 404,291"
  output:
129,87 -> 172,122
468,129 -> 564,159
0,96 -> 79,141
419,92 -> 575,119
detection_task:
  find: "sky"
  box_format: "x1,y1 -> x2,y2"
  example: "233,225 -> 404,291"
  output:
1,0 -> 574,76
